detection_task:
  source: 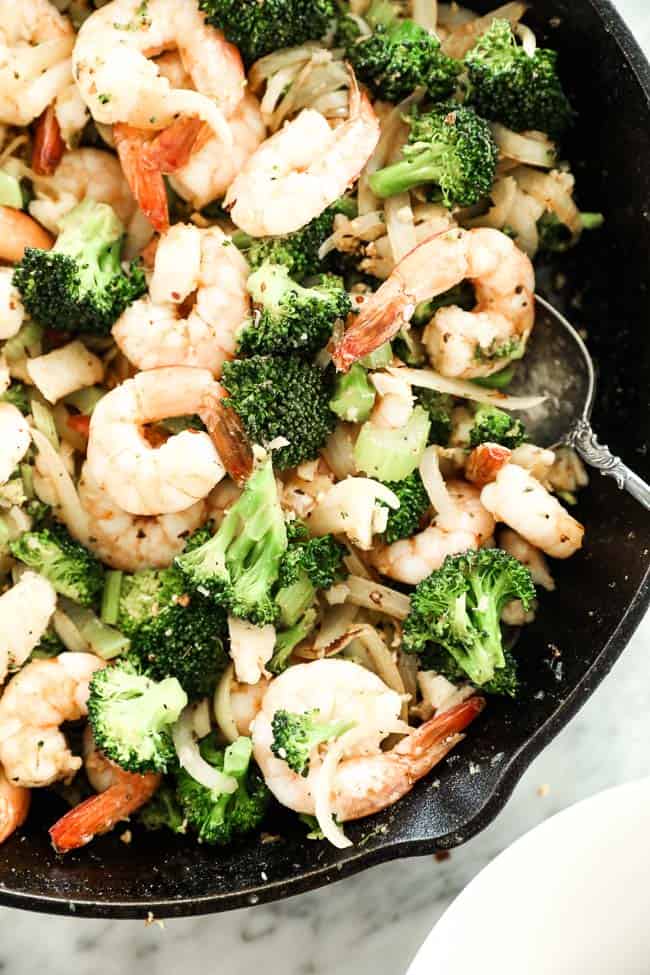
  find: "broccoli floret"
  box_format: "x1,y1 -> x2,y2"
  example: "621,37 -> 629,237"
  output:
239,265 -> 351,357
381,470 -> 430,544
329,363 -> 376,423
403,549 -> 535,686
472,364 -> 517,390
412,281 -> 476,328
483,650 -> 519,697
464,19 -> 573,138
416,388 -> 454,446
221,355 -> 335,471
269,607 -> 318,674
87,659 -> 187,773
175,455 -> 287,625
469,404 -> 526,449
199,0 -> 337,66
369,103 -> 498,208
537,211 -> 604,253
10,524 -> 104,606
137,782 -> 187,834
278,527 -> 345,591
118,566 -> 229,698
12,199 -> 146,336
270,709 -> 355,776
176,734 -> 269,845
31,626 -> 66,660
236,199 -> 355,279
340,9 -> 460,104
1,381 -> 30,415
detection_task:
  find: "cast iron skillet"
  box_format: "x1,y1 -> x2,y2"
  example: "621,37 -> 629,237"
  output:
1,0 -> 649,919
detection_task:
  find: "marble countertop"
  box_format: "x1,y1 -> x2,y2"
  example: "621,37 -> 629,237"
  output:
2,2 -> 649,973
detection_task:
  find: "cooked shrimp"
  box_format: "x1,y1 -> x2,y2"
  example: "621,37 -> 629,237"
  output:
481,464 -> 584,559
198,387 -> 254,485
333,229 -> 534,376
112,224 -> 250,376
0,572 -> 57,685
0,268 -> 24,339
371,480 -> 495,585
230,677 -> 270,738
0,767 -> 30,844
78,462 -> 207,572
498,527 -> 556,591
28,147 -> 137,234
170,94 -> 267,209
0,206 -> 53,262
225,75 -> 380,236
0,653 -> 104,788
0,0 -> 75,127
0,402 -> 31,484
252,659 -> 483,836
49,729 -> 160,853
73,0 -> 244,139
86,367 -> 226,516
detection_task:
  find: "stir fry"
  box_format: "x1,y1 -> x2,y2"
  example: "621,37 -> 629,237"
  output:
0,0 -> 597,853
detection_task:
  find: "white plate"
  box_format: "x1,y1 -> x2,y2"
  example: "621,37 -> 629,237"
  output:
408,778 -> 650,975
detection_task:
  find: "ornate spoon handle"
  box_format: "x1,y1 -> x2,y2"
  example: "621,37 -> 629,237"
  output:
570,420 -> 650,510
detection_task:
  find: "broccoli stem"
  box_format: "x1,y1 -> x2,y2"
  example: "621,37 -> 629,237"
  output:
101,570 -> 123,626
369,150 -> 445,199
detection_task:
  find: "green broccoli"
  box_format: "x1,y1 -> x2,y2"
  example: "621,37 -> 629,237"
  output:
402,549 -> 535,687
411,281 -> 476,328
10,524 -> 104,606
339,2 -> 460,103
199,0 -> 337,65
137,782 -> 187,834
464,19 -> 573,138
175,455 -> 287,625
31,627 -> 66,661
270,708 -> 355,776
234,199 -> 356,279
176,734 -> 269,845
468,404 -> 526,449
417,643 -> 519,697
239,265 -> 351,357
274,523 -> 345,630
221,355 -> 335,471
87,659 -> 187,773
269,607 -> 318,675
117,566 -> 229,698
1,381 -> 30,415
472,364 -> 517,390
416,388 -> 454,445
369,103 -> 498,207
381,470 -> 430,544
537,211 -> 604,253
12,199 -> 146,335
329,363 -> 376,423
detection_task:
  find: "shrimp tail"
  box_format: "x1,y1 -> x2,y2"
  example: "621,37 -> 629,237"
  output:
393,695 -> 485,773
199,388 -> 254,485
0,773 -> 31,844
332,293 -> 413,372
49,773 -> 160,853
114,123 -> 170,233
466,443 -> 512,487
141,117 -> 209,174
32,105 -> 65,176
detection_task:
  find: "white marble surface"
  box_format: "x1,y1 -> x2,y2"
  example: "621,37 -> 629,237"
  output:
2,2 -> 650,972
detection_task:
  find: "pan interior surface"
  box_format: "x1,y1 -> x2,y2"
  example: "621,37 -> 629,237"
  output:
1,0 -> 649,918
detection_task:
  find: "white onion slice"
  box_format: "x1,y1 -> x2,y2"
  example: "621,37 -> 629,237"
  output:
345,575 -> 411,620
172,707 -> 238,794
387,367 -> 546,411
491,123 -> 557,168
31,428 -> 91,545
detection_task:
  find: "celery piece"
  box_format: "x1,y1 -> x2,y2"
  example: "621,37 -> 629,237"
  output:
354,406 -> 431,481
329,364 -> 376,423
65,386 -> 105,415
30,396 -> 59,448
101,570 -> 123,626
0,171 -> 23,209
360,342 -> 392,370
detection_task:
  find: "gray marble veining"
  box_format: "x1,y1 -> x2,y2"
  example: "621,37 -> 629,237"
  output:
1,2 -> 649,972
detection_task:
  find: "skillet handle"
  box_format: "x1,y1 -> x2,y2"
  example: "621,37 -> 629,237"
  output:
570,420 -> 650,510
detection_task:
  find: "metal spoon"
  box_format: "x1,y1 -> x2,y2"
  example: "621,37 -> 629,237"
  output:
505,295 -> 650,509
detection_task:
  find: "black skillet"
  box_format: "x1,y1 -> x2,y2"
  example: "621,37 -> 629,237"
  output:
1,0 -> 649,918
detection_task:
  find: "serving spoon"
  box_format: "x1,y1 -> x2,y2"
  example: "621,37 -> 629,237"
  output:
506,295 -> 650,509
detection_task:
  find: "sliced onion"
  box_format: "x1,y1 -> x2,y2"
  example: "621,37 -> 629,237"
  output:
463,176 -> 517,230
419,446 -> 457,521
357,625 -> 406,698
387,367 -> 546,411
313,734 -> 354,849
491,123 -> 557,168
214,664 -> 239,744
412,0 -> 438,32
512,166 -> 582,238
314,603 -> 360,651
442,2 -> 526,57
172,707 -> 238,794
321,423 -> 358,480
514,22 -> 537,56
345,575 -> 411,620
31,428 -> 91,545
505,187 -> 545,257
